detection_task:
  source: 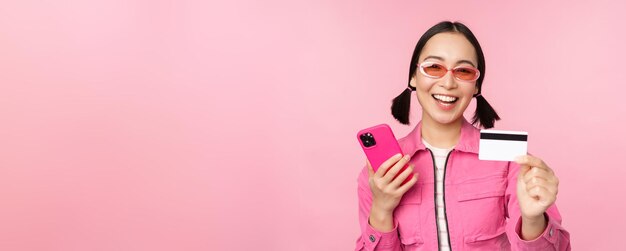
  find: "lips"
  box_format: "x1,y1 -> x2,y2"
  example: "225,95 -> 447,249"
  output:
432,94 -> 458,103
432,94 -> 458,111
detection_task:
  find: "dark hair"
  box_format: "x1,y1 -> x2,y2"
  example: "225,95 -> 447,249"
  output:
391,21 -> 500,129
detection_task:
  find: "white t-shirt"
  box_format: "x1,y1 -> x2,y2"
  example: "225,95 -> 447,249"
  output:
422,139 -> 453,251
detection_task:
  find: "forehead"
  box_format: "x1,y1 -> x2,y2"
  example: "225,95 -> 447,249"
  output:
419,32 -> 477,64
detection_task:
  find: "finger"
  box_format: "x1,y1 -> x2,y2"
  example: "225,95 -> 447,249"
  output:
524,166 -> 559,184
526,179 -> 558,198
526,174 -> 558,196
523,167 -> 556,184
367,159 -> 374,178
374,153 -> 403,179
388,165 -> 414,189
525,176 -> 549,190
515,155 -> 552,173
382,154 -> 411,184
526,186 -> 556,207
396,173 -> 419,195
514,155 -> 542,167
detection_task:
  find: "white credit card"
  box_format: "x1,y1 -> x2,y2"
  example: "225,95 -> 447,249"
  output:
479,130 -> 528,161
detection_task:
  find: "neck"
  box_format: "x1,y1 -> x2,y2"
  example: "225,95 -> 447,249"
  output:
421,114 -> 463,149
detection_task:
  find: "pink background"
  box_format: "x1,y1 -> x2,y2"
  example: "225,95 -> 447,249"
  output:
1,1 -> 624,250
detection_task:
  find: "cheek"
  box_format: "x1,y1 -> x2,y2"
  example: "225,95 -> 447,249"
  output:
462,84 -> 478,98
415,75 -> 433,87
415,77 -> 436,94
415,83 -> 435,103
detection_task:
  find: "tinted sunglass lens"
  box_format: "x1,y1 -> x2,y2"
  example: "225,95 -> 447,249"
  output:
423,63 -> 446,77
454,68 -> 478,81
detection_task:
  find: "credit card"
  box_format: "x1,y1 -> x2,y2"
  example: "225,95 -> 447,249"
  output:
478,130 -> 528,161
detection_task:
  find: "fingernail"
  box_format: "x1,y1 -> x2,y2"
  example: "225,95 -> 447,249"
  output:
404,154 -> 410,160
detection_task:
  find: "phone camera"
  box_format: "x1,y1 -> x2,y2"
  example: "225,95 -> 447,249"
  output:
359,132 -> 376,147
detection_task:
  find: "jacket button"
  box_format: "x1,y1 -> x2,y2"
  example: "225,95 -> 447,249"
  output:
369,235 -> 376,242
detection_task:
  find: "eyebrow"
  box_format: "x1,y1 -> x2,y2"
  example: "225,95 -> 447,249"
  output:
423,55 -> 476,67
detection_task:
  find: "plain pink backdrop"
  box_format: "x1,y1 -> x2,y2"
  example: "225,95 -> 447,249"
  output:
1,1 -> 625,250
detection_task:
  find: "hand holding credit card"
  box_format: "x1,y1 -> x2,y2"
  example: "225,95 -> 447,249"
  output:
479,130 -> 528,161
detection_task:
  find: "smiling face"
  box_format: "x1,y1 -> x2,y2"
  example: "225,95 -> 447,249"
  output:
410,32 -> 480,126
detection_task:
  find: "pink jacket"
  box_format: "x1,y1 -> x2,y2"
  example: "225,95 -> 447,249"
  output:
355,119 -> 571,250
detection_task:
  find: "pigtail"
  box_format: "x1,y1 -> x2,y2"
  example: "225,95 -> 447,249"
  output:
472,94 -> 500,129
391,87 -> 414,125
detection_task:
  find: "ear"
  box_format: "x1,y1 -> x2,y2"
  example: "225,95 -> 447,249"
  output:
474,86 -> 479,95
409,75 -> 417,89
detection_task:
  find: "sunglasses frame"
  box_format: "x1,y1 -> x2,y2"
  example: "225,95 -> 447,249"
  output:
418,61 -> 481,82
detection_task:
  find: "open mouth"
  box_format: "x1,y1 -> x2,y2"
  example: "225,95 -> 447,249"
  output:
432,94 -> 458,111
432,94 -> 459,104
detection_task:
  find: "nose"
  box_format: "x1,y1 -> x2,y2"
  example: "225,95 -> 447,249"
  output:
440,70 -> 458,89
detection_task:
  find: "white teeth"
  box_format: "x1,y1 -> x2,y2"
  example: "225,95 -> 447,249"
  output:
433,94 -> 458,102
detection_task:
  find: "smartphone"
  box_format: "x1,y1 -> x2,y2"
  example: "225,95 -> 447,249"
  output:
357,124 -> 413,185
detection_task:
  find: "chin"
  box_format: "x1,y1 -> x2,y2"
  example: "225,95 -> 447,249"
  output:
432,114 -> 461,125
426,107 -> 465,125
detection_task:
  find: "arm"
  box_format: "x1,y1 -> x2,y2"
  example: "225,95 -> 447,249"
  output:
355,165 -> 403,251
504,159 -> 571,250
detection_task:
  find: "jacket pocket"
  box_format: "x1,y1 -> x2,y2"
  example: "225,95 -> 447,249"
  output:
400,234 -> 424,247
456,176 -> 507,239
464,225 -> 506,243
395,184 -> 422,249
463,225 -> 509,250
457,176 -> 506,202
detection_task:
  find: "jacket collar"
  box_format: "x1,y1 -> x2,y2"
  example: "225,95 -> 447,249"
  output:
404,118 -> 480,156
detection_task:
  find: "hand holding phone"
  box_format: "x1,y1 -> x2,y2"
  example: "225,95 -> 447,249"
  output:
357,124 -> 418,213
357,124 -> 414,186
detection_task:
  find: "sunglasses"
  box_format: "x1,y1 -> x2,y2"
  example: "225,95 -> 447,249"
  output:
418,61 -> 480,82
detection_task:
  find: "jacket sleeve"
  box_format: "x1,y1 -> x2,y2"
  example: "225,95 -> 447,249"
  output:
355,164 -> 403,251
504,161 -> 571,250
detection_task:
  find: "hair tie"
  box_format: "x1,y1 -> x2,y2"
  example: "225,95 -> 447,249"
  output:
474,93 -> 482,98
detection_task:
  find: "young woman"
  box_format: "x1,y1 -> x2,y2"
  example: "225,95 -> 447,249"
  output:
355,21 -> 571,250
